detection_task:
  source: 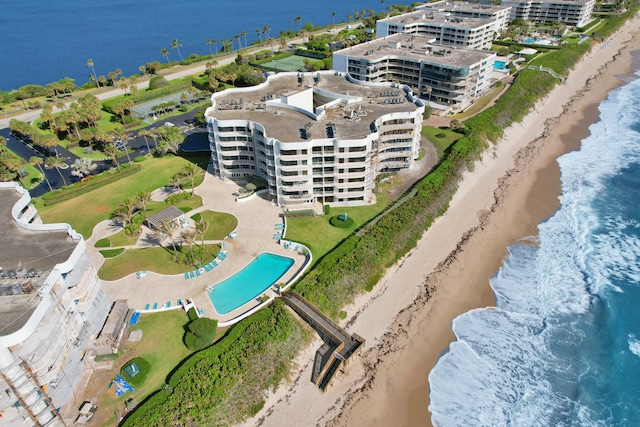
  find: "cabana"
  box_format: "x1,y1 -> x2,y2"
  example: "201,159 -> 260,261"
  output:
144,206 -> 185,230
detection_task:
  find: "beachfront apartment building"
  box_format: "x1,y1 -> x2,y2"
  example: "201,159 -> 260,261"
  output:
205,71 -> 425,210
0,183 -> 109,426
333,33 -> 496,111
375,6 -> 509,50
500,0 -> 596,27
416,1 -> 512,34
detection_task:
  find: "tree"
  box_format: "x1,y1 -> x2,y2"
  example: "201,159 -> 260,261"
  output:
205,39 -> 214,55
241,31 -> 247,48
235,34 -> 241,50
294,16 -> 301,32
46,156 -> 67,188
177,163 -> 203,198
256,27 -> 263,43
423,85 -> 432,106
137,129 -> 152,154
137,190 -> 151,212
112,98 -> 134,124
159,220 -> 179,259
181,228 -> 197,258
2,155 -> 26,186
212,39 -> 218,54
114,197 -> 140,234
263,24 -> 271,41
332,11 -> 336,25
87,59 -> 99,88
103,141 -> 120,171
110,127 -> 132,164
70,158 -> 97,179
195,218 -> 209,246
171,39 -> 184,61
161,47 -> 170,64
30,156 -> 52,191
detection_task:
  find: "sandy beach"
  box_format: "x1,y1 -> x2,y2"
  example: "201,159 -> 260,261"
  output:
239,15 -> 640,427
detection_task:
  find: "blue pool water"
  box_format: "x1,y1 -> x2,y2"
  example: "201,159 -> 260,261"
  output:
208,253 -> 294,315
494,60 -> 507,69
524,38 -> 536,43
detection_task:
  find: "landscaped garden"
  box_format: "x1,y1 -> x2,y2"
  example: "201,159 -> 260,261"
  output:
36,154 -> 208,238
190,210 -> 238,240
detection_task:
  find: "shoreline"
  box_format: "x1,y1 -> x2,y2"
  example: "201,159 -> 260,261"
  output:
241,14 -> 640,427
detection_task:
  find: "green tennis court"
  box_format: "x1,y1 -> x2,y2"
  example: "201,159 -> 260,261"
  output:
261,55 -> 310,72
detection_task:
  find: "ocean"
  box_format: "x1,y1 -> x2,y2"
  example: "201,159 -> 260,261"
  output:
0,0 -> 382,92
429,69 -> 640,425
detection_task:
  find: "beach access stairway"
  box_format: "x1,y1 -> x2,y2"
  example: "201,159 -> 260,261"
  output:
282,292 -> 365,391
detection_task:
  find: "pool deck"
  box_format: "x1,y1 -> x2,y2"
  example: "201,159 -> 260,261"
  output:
85,168 -> 308,324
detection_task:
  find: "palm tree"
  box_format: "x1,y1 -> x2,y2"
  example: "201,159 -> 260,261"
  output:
87,58 -> 99,88
194,218 -> 209,246
332,12 -> 336,25
234,34 -> 241,50
423,85 -> 433,106
294,16 -> 301,32
161,47 -> 170,64
263,24 -> 271,41
111,127 -> 132,164
181,228 -> 197,258
103,141 -> 120,171
241,31 -> 247,48
30,156 -> 52,192
205,39 -> 214,55
137,190 -> 151,212
159,220 -> 179,259
137,129 -> 152,154
171,39 -> 184,61
257,27 -> 263,43
178,163 -> 203,198
46,156 -> 68,188
114,197 -> 139,234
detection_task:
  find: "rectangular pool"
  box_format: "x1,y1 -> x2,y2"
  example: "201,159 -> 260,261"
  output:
207,253 -> 294,315
494,60 -> 507,70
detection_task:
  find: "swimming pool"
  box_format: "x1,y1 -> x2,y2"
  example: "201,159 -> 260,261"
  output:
524,38 -> 535,43
208,253 -> 294,315
494,60 -> 507,70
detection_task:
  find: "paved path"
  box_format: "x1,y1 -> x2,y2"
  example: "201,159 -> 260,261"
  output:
86,170 -> 307,322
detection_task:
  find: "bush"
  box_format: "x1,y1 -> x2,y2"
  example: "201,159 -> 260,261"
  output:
148,76 -> 169,90
120,357 -> 151,388
166,192 -> 191,205
188,317 -> 217,341
187,307 -> 199,321
133,156 -> 147,162
435,133 -> 447,138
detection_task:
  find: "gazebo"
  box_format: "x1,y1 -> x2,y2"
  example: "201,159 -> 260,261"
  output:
144,205 -> 185,230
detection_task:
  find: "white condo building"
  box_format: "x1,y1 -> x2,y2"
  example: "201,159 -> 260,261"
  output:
0,183 -> 109,426
416,1 -> 512,34
376,6 -> 508,50
205,71 -> 425,210
333,33 -> 496,111
500,0 -> 595,27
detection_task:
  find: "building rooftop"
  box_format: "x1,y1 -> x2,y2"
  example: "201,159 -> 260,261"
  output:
206,72 -> 421,143
336,33 -> 495,68
418,1 -> 511,14
0,187 -> 77,336
378,8 -> 495,29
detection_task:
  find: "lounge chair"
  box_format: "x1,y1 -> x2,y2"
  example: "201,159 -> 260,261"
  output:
212,260 -> 219,267
189,271 -> 195,279
196,270 -> 201,277
144,303 -> 150,310
153,302 -> 158,310
185,272 -> 190,280
166,301 -> 171,307
177,299 -> 182,306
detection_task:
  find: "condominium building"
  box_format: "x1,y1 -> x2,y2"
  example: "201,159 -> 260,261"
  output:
501,0 -> 595,27
376,7 -> 504,50
205,71 -> 425,209
416,1 -> 512,34
333,33 -> 496,111
0,183 -> 109,426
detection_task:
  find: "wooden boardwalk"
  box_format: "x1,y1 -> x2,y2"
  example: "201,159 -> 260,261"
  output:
282,292 -> 364,391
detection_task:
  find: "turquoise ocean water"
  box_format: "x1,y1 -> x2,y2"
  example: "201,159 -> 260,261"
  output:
429,64 -> 640,425
0,0 -> 382,91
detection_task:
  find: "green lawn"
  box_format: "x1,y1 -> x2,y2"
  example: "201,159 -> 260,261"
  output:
451,83 -> 506,120
421,126 -> 464,159
191,210 -> 238,240
285,191 -> 391,262
97,310 -> 192,426
37,155 -> 204,239
98,243 -> 221,280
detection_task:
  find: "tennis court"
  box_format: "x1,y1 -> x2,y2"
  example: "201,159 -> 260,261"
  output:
261,55 -> 310,72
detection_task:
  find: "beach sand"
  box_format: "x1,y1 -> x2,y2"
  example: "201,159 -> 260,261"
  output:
240,15 -> 640,427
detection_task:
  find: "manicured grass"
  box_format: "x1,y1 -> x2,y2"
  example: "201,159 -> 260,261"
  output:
285,191 -> 391,262
98,244 -> 220,280
191,210 -> 238,240
451,83 -> 506,120
99,248 -> 125,258
37,155 -> 202,239
120,357 -> 151,388
104,228 -> 140,247
421,126 -> 465,159
95,310 -> 192,426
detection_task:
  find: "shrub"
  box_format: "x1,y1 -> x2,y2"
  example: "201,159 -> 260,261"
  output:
435,133 -> 447,138
187,307 -> 199,321
166,192 -> 191,205
95,238 -> 111,248
188,317 -> 217,342
133,156 -> 146,162
148,76 -> 169,90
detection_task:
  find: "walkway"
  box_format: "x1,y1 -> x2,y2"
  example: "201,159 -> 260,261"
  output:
283,292 -> 364,391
